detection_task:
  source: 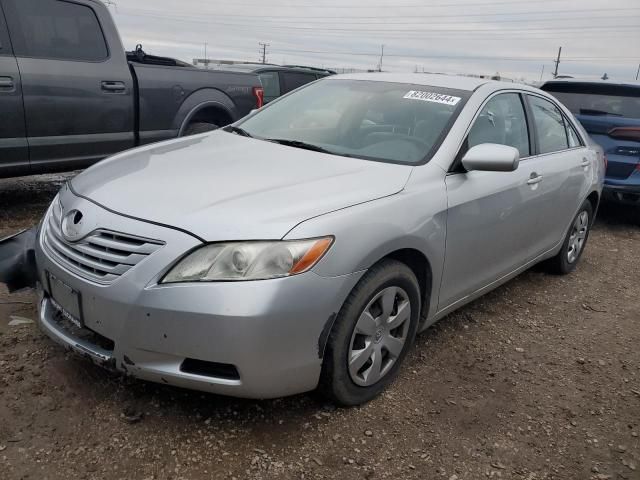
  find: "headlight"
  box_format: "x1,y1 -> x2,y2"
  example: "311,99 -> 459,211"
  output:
161,237 -> 333,283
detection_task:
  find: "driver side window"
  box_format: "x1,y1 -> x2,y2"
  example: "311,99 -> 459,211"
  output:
468,93 -> 530,157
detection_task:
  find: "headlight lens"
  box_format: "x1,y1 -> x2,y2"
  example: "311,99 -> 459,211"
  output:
161,237 -> 333,283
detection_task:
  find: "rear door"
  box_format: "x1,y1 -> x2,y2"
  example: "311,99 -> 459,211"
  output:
2,0 -> 135,173
280,71 -> 317,95
0,3 -> 28,176
542,82 -> 640,184
524,94 -> 590,255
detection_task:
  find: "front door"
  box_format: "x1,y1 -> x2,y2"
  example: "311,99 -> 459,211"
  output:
0,4 -> 28,176
439,92 -> 540,310
2,0 -> 135,173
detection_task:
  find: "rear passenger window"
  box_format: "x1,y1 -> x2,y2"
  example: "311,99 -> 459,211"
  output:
258,71 -> 281,102
4,0 -> 108,61
281,72 -> 316,93
0,5 -> 12,55
528,95 -> 570,154
468,93 -> 530,157
565,121 -> 582,148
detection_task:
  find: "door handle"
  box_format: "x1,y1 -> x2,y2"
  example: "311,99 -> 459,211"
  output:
527,174 -> 544,185
101,81 -> 126,92
581,158 -> 590,168
0,76 -> 14,89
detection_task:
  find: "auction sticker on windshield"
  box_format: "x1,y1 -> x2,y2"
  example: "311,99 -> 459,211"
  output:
403,91 -> 461,106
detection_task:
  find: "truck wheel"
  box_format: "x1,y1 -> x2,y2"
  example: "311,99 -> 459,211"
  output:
318,259 -> 421,406
183,122 -> 219,136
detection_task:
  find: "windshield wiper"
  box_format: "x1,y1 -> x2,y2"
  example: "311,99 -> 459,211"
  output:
579,108 -> 623,117
265,138 -> 335,154
224,125 -> 253,137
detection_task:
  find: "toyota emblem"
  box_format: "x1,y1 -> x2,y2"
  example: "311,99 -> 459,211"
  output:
61,209 -> 84,242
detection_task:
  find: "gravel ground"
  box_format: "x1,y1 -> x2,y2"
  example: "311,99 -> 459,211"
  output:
1,173 -> 639,480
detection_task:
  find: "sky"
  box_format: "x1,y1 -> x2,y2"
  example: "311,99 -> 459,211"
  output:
107,0 -> 640,82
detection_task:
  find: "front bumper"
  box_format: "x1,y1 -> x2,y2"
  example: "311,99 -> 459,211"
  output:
35,192 -> 362,399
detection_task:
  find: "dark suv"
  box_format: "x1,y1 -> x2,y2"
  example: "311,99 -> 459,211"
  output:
216,64 -> 335,104
542,80 -> 640,205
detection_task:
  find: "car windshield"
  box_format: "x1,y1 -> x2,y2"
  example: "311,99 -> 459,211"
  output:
543,83 -> 640,119
236,79 -> 469,164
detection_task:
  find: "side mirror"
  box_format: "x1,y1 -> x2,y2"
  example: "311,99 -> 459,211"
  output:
461,143 -> 520,172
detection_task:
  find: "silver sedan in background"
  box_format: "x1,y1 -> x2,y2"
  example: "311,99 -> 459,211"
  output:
34,74 -> 604,405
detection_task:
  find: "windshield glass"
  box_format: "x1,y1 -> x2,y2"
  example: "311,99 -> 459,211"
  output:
544,83 -> 640,119
237,79 -> 469,164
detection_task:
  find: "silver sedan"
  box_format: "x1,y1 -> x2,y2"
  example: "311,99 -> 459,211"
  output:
34,73 -> 604,405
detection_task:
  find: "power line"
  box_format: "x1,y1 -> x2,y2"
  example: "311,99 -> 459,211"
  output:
117,10 -> 640,34
119,6 -> 640,22
266,48 -> 636,63
151,0 -> 570,9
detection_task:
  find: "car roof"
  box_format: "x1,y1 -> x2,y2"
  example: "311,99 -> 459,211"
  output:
542,78 -> 640,89
325,72 -> 530,92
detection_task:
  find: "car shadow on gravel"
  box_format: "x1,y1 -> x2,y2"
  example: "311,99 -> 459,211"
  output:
594,199 -> 640,230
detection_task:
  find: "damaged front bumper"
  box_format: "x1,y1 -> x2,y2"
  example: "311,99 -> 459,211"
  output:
33,193 -> 362,398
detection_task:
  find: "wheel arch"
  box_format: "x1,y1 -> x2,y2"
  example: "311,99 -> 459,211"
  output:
174,88 -> 238,135
383,248 -> 433,323
586,190 -> 600,223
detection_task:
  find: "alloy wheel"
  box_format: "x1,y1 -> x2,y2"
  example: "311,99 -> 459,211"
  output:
567,210 -> 589,264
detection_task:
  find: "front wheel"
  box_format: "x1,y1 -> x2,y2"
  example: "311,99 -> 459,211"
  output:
318,260 -> 421,406
545,200 -> 594,274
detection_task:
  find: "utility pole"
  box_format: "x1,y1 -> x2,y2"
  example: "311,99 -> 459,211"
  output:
539,64 -> 545,83
203,42 -> 208,69
378,44 -> 384,72
259,42 -> 270,64
552,46 -> 562,78
636,63 -> 640,81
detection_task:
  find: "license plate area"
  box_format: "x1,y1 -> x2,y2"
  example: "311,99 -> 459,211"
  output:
47,272 -> 83,328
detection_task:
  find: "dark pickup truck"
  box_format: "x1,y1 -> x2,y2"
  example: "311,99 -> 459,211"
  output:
0,0 -> 263,178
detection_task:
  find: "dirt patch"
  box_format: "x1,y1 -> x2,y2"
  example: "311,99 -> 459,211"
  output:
1,175 -> 639,479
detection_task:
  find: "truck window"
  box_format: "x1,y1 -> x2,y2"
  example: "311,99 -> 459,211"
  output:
258,71 -> 281,102
280,72 -> 316,94
0,4 -> 11,55
3,0 -> 108,61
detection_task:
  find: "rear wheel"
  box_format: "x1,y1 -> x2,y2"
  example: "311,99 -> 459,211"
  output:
183,121 -> 219,136
319,260 -> 421,406
545,200 -> 593,274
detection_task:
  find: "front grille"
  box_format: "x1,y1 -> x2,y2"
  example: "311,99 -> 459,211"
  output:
42,204 -> 164,284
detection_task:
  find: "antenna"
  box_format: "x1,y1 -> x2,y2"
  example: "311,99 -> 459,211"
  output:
552,47 -> 562,78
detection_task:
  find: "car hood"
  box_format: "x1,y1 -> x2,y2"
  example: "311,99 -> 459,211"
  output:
71,131 -> 413,241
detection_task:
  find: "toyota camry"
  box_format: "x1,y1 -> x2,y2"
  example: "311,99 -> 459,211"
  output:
34,74 -> 604,405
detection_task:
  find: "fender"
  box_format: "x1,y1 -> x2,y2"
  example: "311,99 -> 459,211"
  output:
173,88 -> 238,135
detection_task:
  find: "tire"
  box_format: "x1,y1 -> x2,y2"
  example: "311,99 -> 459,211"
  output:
545,200 -> 594,275
182,121 -> 219,136
318,259 -> 421,406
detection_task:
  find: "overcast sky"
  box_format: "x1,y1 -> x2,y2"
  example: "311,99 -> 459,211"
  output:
108,0 -> 640,82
